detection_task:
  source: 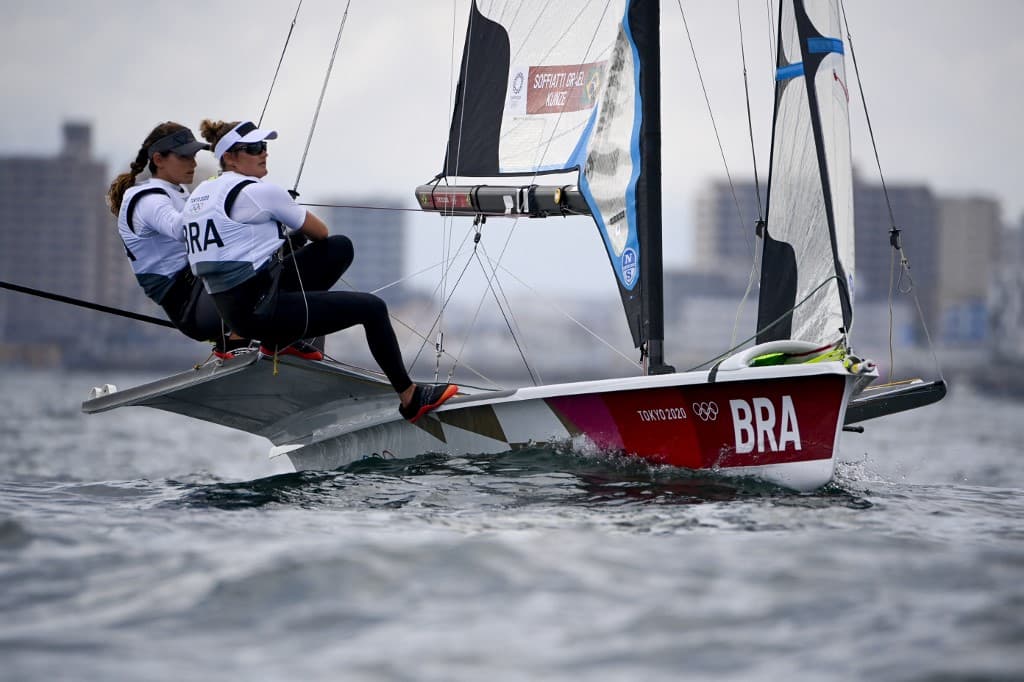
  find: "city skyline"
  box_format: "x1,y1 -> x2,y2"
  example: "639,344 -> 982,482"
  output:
2,1 -> 1021,297
0,122 -> 1014,375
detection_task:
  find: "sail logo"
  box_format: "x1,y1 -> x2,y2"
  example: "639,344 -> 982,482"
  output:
524,61 -> 605,115
511,71 -> 524,96
621,248 -> 637,287
507,67 -> 528,115
729,396 -> 802,454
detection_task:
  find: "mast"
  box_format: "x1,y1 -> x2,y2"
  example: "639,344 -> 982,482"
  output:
630,0 -> 673,374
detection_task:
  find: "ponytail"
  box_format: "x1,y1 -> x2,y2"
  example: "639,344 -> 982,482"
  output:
199,119 -> 240,170
106,121 -> 189,216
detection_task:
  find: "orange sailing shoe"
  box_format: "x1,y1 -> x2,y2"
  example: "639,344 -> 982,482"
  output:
399,384 -> 459,423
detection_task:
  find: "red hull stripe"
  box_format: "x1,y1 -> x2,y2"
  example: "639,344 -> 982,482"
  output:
545,375 -> 845,470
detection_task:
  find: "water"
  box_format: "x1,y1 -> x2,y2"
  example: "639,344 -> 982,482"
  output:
1,368 -> 1022,681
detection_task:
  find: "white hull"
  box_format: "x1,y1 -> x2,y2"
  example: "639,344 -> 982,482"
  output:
84,344 -> 867,492
281,360 -> 860,492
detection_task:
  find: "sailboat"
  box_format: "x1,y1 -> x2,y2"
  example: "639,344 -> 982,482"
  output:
82,0 -> 944,492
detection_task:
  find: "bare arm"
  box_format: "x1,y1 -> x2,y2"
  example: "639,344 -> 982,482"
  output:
299,210 -> 329,241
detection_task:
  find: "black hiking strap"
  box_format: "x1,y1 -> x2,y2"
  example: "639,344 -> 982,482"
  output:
125,187 -> 169,234
224,180 -> 257,217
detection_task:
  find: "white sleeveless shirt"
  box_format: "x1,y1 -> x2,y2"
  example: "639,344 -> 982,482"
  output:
117,178 -> 189,303
184,171 -> 306,294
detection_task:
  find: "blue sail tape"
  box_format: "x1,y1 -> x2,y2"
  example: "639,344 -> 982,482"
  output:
775,36 -> 843,81
776,63 -> 804,81
808,37 -> 844,55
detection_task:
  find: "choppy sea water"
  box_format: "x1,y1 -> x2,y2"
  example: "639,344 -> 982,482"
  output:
1,368 -> 1022,681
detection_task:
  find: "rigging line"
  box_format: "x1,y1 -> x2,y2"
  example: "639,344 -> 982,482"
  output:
731,250 -> 761,348
281,1 -> 350,349
285,236 -> 311,344
477,236 -> 530,348
450,1 -> 474,180
729,0 -> 765,349
436,212 -> 454,382
842,0 -> 942,381
473,239 -> 542,385
483,259 -> 642,372
676,0 -> 753,255
472,208 -> 526,342
299,202 -> 424,213
840,0 -> 895,227
435,211 -> 538,384
408,235 -> 481,371
445,249 -> 524,386
400,220 -> 477,361
500,0 -> 525,34
439,0 -> 470,380
1,280 -> 174,328
293,0 -> 352,193
526,0 -> 611,181
889,239 -> 946,383
765,0 -> 777,85
736,0 -> 763,221
686,275 -> 841,371
473,249 -> 542,385
258,0 -> 304,127
323,266 -> 501,388
402,213 -> 530,383
887,241 -> 897,381
366,254 -> 461,297
396,307 -> 500,389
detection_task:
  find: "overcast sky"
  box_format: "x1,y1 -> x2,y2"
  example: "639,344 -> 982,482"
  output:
3,1 -> 1021,298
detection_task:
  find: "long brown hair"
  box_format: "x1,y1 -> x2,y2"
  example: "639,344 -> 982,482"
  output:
106,121 -> 189,216
199,119 -> 241,170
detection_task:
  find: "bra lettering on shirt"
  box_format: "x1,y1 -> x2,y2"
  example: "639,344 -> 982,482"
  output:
185,219 -> 226,254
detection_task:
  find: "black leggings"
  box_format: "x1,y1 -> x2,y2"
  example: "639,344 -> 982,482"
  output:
161,269 -> 226,343
212,235 -> 413,393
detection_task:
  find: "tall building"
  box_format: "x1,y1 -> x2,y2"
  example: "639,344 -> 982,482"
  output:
320,199 -> 408,301
0,123 -> 167,365
853,182 -> 941,344
693,176 -> 943,346
936,196 -> 1002,345
999,215 -> 1024,267
693,179 -> 764,290
988,216 -> 1024,363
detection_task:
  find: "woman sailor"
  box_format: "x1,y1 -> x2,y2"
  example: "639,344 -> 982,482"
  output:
107,122 -> 248,359
188,119 -> 457,422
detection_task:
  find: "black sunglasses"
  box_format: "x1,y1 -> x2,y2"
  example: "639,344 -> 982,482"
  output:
231,141 -> 267,156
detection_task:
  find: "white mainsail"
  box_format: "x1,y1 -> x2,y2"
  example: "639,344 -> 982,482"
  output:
759,0 -> 855,346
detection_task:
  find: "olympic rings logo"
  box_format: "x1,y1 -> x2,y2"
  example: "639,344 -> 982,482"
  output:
692,401 -> 719,422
